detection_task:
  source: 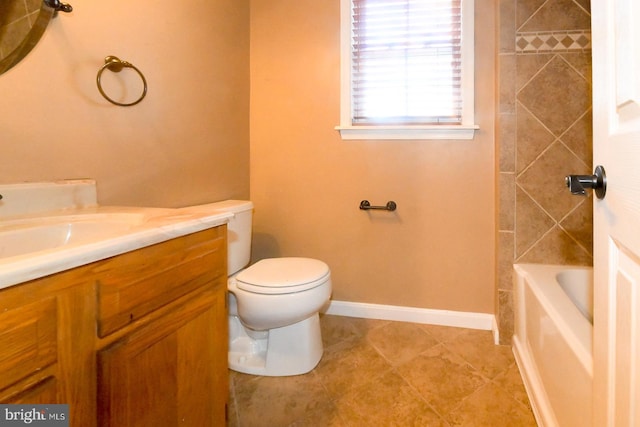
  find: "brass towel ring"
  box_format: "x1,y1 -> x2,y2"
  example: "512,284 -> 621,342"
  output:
96,56 -> 147,106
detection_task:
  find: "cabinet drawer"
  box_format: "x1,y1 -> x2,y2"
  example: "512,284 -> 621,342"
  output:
97,227 -> 226,337
0,298 -> 57,391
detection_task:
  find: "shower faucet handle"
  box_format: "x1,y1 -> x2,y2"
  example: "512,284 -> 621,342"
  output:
565,165 -> 607,200
565,175 -> 594,195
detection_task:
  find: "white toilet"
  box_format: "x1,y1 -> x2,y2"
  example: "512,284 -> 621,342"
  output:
198,200 -> 332,376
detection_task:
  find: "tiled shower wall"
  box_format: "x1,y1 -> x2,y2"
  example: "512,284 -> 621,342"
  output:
497,0 -> 593,344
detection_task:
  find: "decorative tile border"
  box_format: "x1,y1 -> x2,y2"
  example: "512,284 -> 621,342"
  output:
516,30 -> 591,53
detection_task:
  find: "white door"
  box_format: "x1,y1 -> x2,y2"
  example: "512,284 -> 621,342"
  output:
592,0 -> 640,425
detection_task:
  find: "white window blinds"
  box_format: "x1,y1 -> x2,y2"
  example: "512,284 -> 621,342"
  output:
350,0 -> 463,125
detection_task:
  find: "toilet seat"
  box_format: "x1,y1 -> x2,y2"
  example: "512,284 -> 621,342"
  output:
235,257 -> 330,295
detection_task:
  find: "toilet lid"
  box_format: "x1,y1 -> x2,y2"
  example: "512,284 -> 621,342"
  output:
235,257 -> 330,295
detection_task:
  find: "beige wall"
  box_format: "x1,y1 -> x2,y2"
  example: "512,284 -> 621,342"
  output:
0,0 -> 250,207
250,0 -> 497,314
1,0 -> 498,316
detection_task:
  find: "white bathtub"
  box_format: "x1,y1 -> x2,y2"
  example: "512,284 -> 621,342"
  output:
513,264 -> 593,427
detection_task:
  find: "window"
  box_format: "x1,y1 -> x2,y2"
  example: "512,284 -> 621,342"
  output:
337,0 -> 477,140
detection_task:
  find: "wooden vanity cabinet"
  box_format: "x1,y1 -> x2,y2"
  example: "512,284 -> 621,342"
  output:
0,265 -> 98,421
0,226 -> 228,427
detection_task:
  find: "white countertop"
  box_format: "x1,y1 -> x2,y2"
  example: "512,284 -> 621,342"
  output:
0,206 -> 232,290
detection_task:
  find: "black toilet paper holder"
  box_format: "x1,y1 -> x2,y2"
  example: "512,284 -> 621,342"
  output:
359,200 -> 397,211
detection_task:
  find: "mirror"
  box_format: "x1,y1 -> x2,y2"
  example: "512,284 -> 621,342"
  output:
0,0 -> 71,75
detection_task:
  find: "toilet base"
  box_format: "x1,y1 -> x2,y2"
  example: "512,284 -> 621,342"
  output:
228,313 -> 323,376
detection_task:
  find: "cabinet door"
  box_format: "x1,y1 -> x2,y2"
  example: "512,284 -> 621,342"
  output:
0,297 -> 58,393
0,297 -> 64,406
0,274 -> 100,426
97,288 -> 227,427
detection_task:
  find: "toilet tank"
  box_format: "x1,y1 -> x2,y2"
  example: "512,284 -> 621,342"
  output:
184,200 -> 253,276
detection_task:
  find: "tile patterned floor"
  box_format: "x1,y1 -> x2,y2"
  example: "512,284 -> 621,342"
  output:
228,314 -> 537,426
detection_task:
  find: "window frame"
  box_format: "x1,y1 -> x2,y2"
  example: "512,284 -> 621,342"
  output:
336,0 -> 478,140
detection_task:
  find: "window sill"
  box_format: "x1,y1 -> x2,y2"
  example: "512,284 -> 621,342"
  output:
335,125 -> 479,140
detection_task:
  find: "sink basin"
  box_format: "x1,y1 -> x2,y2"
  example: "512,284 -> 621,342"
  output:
0,213 -> 148,259
0,180 -> 235,290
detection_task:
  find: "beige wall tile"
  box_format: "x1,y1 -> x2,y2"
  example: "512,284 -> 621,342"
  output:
498,290 -> 515,344
562,109 -> 593,166
516,53 -> 554,91
517,56 -> 591,137
560,198 -> 594,255
500,0 -> 516,53
574,0 -> 591,13
499,112 -> 516,172
500,173 -> 516,230
516,0 -> 547,29
515,186 -> 555,256
517,226 -> 592,264
519,0 -> 591,32
498,231 -> 515,290
561,51 -> 593,82
517,141 -> 588,220
515,102 -> 556,173
499,0 -> 593,345
500,54 -> 517,114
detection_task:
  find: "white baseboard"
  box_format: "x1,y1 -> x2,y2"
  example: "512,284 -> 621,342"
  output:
324,300 -> 498,343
